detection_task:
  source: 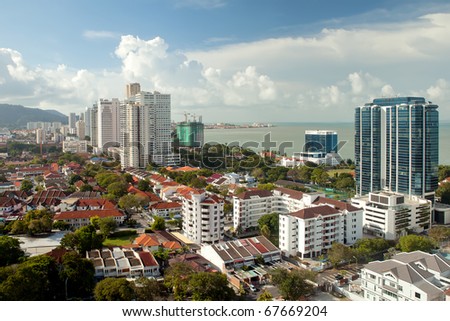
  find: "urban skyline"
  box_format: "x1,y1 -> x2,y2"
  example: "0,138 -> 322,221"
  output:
0,1 -> 450,123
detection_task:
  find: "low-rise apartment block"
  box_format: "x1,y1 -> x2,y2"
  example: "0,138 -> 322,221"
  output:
351,191 -> 431,240
54,209 -> 125,229
179,188 -> 224,244
361,251 -> 450,301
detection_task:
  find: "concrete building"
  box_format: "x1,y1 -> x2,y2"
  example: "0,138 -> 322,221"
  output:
87,247 -> 159,278
279,197 -> 362,258
126,82 -> 141,99
200,236 -> 281,273
121,88 -> 179,167
355,97 -> 439,200
35,128 -> 44,144
89,104 -> 98,149
76,119 -> 85,140
351,191 -> 431,240
97,98 -> 120,152
361,251 -> 450,301
54,209 -> 125,229
62,140 -> 88,153
68,113 -> 77,129
176,120 -> 204,148
233,190 -> 273,231
179,188 -> 224,244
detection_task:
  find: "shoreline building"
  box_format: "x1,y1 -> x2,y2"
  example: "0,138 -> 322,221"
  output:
355,97 -> 439,200
176,116 -> 204,148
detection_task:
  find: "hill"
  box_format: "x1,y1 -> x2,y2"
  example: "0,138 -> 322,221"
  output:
0,104 -> 68,128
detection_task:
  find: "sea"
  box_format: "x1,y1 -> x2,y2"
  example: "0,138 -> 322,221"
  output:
204,122 -> 450,165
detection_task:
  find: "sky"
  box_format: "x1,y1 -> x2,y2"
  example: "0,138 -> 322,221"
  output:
1,0 -> 450,122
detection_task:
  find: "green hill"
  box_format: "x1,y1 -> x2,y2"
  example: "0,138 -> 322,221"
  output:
0,104 -> 68,128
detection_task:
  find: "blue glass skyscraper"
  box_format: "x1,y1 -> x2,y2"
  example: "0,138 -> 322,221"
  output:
355,97 -> 439,200
304,130 -> 338,153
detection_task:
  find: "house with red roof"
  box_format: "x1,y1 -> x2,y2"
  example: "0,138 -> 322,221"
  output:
150,201 -> 182,218
134,233 -> 160,251
54,209 -> 125,229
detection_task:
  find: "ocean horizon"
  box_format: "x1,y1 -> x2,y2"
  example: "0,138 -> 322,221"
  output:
204,121 -> 450,165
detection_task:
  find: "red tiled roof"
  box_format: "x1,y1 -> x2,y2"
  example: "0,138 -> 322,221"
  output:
162,241 -> 182,250
77,198 -> 116,209
289,205 -> 340,219
127,186 -> 162,203
151,202 -> 182,210
235,189 -> 272,200
274,187 -> 304,200
312,196 -> 360,212
138,251 -> 159,267
54,209 -> 124,220
134,234 -> 160,247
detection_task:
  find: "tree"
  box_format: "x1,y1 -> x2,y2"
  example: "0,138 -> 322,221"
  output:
151,216 -> 166,231
436,182 -> 450,205
80,184 -> 93,192
257,213 -> 279,246
257,183 -> 276,191
123,173 -> 133,183
235,186 -> 247,195
134,277 -> 168,301
271,268 -> 315,300
428,226 -> 450,245
0,255 -> 63,300
52,220 -> 70,231
60,251 -> 95,299
188,272 -> 236,301
118,194 -> 142,212
60,225 -> 104,254
94,278 -> 135,301
107,181 -> 128,198
95,172 -> 123,189
137,179 -> 150,192
164,262 -> 195,300
251,168 -> 265,180
223,203 -> 233,215
327,242 -> 354,267
297,166 -> 313,183
10,209 -> 54,236
0,236 -> 25,267
68,174 -> 82,185
98,217 -> 117,236
20,179 -> 33,192
311,167 -> 329,185
397,235 -> 436,253
257,289 -> 273,301
353,238 -> 392,263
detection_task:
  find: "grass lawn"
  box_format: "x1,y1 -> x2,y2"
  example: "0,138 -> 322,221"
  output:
327,168 -> 354,177
103,235 -> 136,247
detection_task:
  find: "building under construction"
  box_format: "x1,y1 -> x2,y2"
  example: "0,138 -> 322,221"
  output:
176,114 -> 204,148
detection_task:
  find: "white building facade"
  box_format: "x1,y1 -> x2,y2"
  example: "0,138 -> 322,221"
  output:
180,189 -> 224,244
361,251 -> 450,301
351,191 -> 431,240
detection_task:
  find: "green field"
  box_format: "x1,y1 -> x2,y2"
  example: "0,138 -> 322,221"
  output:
103,235 -> 136,247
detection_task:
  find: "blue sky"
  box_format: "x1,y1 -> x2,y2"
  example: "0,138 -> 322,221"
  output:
1,0 -> 450,122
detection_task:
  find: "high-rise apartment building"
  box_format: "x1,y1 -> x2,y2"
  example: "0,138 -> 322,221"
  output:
69,113 -> 77,129
84,107 -> 91,138
126,83 -> 141,99
97,98 -> 120,152
121,87 -> 179,167
76,120 -> 85,140
304,130 -> 338,153
89,104 -> 98,148
355,97 -> 439,200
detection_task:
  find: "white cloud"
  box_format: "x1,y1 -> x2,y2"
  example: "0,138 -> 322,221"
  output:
1,11 -> 450,121
83,30 -> 118,39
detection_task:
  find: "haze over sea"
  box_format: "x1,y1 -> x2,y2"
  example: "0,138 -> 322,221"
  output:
204,122 -> 450,165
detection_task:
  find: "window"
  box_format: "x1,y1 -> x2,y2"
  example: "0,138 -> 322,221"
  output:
415,292 -> 421,299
